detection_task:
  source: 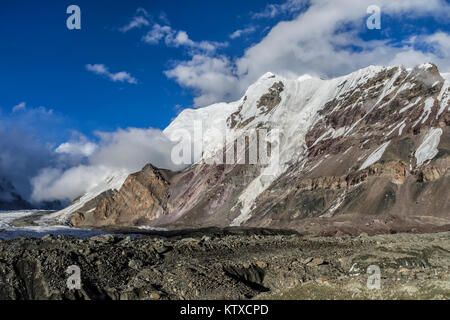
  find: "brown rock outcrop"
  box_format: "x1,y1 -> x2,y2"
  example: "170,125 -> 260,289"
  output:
72,164 -> 172,227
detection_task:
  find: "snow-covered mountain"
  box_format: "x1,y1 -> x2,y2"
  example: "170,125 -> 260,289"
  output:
52,63 -> 450,235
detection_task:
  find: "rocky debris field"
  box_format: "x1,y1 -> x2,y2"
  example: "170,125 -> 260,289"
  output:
0,228 -> 449,300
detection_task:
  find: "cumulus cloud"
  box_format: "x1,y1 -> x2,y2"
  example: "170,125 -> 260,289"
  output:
166,0 -> 450,107
2,97 -> 184,203
236,0 -> 450,80
31,127 -> 185,202
142,24 -> 173,44
165,55 -> 241,106
2,101 -> 183,203
387,34 -> 450,69
31,165 -> 120,203
119,8 -> 150,33
56,141 -> 97,157
142,24 -> 227,53
90,128 -> 181,171
423,32 -> 450,58
86,64 -> 138,84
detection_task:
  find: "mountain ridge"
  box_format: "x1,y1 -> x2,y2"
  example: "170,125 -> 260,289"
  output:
46,63 -> 449,235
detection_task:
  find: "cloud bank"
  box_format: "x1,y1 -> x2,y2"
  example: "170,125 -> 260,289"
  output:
0,128 -> 56,201
31,127 -> 184,202
0,104 -> 66,201
1,101 -> 184,204
165,0 -> 450,107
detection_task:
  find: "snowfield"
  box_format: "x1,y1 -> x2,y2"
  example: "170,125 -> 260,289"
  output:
359,141 -> 391,171
0,210 -> 107,240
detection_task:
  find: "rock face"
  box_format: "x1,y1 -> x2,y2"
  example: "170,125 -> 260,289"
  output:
66,63 -> 450,235
73,165 -> 173,227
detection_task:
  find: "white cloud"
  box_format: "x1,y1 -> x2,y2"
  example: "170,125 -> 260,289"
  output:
230,26 -> 257,39
86,64 -> 138,84
90,128 -> 180,170
173,30 -> 194,46
142,24 -> 227,53
119,8 -> 150,33
120,16 -> 150,33
166,0 -> 450,107
12,102 -> 26,113
31,165 -> 119,203
2,102 -> 183,203
56,141 -> 98,157
31,127 -> 185,202
252,0 -> 306,19
387,32 -> 450,69
236,0 -> 450,79
165,55 -> 240,106
109,71 -> 136,83
0,106 -> 69,201
425,32 -> 450,56
142,24 -> 174,44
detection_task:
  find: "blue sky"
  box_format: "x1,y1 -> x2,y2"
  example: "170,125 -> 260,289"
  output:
1,0 -> 450,202
1,0 -> 449,140
0,0 -> 288,138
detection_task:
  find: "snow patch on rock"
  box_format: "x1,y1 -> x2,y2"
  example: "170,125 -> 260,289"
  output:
231,66 -> 392,226
359,141 -> 390,170
386,120 -> 406,137
400,97 -> 421,113
415,128 -> 443,167
437,77 -> 450,118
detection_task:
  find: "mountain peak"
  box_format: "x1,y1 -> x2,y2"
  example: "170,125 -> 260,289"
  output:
258,71 -> 277,80
297,74 -> 314,82
54,62 -> 450,234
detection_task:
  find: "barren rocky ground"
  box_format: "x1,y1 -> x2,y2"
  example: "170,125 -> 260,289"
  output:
0,228 -> 448,300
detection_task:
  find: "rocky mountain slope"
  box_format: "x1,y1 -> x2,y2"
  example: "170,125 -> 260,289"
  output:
51,63 -> 449,235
